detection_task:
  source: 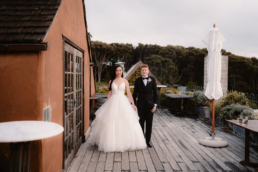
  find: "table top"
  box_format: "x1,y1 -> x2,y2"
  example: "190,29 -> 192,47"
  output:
165,94 -> 193,98
226,120 -> 258,133
0,121 -> 64,143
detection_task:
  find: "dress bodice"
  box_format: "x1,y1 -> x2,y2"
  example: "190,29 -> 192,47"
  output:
112,82 -> 125,95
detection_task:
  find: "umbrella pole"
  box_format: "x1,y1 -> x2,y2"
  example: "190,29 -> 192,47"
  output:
212,99 -> 215,139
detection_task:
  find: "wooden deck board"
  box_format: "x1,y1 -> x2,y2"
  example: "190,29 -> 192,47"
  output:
121,151 -> 130,171
160,112 -> 241,171
68,108 -> 258,172
129,151 -> 136,162
163,110 -> 256,172
67,142 -> 90,172
168,115 -> 238,171
135,150 -> 147,171
104,152 -> 114,171
177,115 -> 257,171
86,147 -> 100,172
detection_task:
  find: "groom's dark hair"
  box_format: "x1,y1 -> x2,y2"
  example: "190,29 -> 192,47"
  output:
109,65 -> 124,91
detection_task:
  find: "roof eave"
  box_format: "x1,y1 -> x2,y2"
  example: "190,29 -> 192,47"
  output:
0,43 -> 49,52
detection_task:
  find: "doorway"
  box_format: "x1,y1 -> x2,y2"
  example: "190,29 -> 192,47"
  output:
63,42 -> 84,169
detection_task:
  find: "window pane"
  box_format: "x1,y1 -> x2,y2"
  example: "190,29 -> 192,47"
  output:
64,96 -> 68,115
68,53 -> 70,72
71,74 -> 73,92
68,74 -> 70,93
71,94 -> 73,112
65,74 -> 68,93
65,52 -> 68,72
71,54 -> 73,72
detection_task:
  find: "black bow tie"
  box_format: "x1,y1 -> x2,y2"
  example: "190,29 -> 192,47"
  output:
143,77 -> 149,80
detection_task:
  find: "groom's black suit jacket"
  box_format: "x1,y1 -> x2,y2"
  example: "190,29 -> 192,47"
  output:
133,76 -> 158,110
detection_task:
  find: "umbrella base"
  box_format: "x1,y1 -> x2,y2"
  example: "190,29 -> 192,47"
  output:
199,137 -> 228,147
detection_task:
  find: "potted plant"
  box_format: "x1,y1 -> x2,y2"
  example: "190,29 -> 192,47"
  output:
191,91 -> 211,118
219,104 -> 253,121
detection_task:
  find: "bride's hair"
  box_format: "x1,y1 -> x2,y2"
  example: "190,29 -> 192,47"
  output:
109,65 -> 124,91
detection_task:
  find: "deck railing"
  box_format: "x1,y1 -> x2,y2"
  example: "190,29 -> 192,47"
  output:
183,85 -> 258,105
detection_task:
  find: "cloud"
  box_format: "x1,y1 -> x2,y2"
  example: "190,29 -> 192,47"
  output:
85,0 -> 258,58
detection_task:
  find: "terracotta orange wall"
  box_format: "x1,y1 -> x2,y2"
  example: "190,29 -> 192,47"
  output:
91,66 -> 96,96
39,0 -> 91,171
0,52 -> 42,172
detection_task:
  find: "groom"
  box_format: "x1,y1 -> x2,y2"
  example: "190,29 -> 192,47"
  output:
133,64 -> 158,147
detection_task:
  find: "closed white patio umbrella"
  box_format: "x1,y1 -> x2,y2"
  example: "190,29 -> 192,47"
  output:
199,24 -> 228,147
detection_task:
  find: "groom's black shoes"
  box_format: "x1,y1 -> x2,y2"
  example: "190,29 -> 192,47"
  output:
146,141 -> 153,148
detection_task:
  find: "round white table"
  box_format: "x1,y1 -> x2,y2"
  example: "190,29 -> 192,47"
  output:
0,121 -> 64,172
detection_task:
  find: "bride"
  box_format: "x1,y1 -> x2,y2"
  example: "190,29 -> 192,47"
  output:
89,65 -> 147,152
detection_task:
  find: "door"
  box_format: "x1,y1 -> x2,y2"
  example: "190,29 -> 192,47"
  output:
63,42 -> 84,169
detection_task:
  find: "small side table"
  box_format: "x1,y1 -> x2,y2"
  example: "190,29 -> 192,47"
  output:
0,121 -> 64,172
90,96 -> 99,112
226,120 -> 258,172
165,94 -> 193,117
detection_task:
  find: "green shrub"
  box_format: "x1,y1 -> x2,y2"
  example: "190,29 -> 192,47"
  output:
185,91 -> 194,96
248,101 -> 257,109
190,91 -> 211,106
219,104 -> 253,120
251,110 -> 258,120
160,87 -> 179,98
128,68 -> 142,85
96,87 -> 109,93
220,91 -> 249,108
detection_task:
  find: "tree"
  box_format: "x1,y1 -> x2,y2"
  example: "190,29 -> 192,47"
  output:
159,45 -> 187,85
145,54 -> 163,78
165,58 -> 183,86
90,39 -> 258,94
91,41 -> 115,84
110,43 -> 133,71
134,43 -> 148,63
184,47 -> 206,83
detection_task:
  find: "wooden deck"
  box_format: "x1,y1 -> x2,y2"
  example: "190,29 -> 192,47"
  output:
67,109 -> 258,172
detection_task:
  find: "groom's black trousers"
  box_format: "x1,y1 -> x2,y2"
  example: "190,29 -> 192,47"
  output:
138,103 -> 153,143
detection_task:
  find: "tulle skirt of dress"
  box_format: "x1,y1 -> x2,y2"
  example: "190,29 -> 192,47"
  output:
89,94 -> 147,152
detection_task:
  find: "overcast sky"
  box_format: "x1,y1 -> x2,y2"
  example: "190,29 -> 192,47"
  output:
85,0 -> 258,58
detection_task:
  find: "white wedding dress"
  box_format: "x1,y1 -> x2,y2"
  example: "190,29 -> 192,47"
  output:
89,81 -> 147,152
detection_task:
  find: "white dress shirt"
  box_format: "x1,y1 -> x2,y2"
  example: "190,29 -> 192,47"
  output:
142,75 -> 148,86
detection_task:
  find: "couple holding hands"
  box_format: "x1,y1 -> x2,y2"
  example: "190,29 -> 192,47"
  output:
90,64 -> 158,152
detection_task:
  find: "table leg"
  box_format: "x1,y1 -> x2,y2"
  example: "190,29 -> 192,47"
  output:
183,99 -> 188,114
169,99 -> 171,113
176,98 -> 185,117
18,143 -> 23,171
172,99 -> 176,113
10,142 -> 31,172
94,100 -> 97,111
26,142 -> 31,172
10,143 -> 14,172
245,130 -> 250,162
177,98 -> 181,112
239,130 -> 258,167
169,98 -> 174,113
